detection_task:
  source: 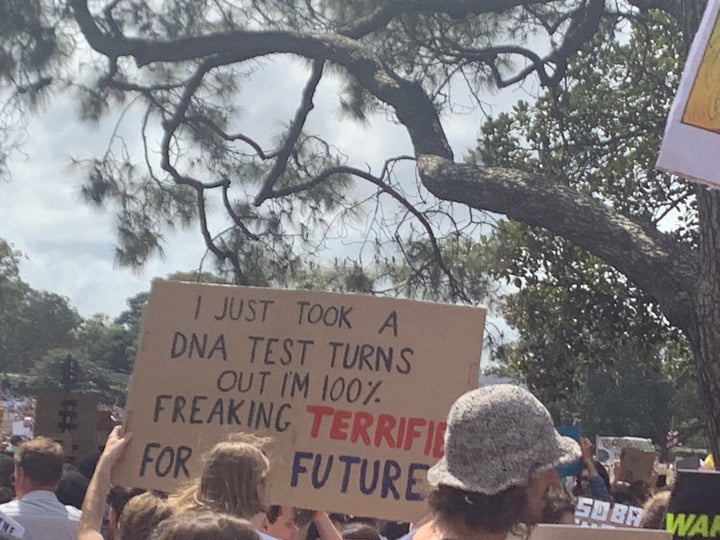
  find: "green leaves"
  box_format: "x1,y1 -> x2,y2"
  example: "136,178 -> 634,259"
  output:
473,9 -> 701,438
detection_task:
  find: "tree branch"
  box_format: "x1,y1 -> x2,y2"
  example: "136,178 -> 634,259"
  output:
417,155 -> 698,331
254,58 -> 325,204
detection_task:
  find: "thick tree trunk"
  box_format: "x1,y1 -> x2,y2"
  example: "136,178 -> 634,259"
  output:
692,187 -> 720,464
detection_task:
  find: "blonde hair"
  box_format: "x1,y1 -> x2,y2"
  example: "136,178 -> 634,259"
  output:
170,433 -> 271,519
118,492 -> 174,540
151,511 -> 261,540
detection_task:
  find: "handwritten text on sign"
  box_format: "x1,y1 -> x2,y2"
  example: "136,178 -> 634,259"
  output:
114,281 -> 485,521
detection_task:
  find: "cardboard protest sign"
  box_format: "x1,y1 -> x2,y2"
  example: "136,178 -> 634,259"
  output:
657,1 -> 720,186
619,447 -> 656,484
10,421 -> 31,438
595,436 -> 654,468
676,456 -> 702,471
0,510 -> 24,538
34,393 -> 100,461
528,524 -> 671,540
666,470 -> 720,539
114,280 -> 485,521
575,497 -> 644,529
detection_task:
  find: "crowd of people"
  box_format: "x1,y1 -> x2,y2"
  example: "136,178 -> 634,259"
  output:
0,385 -> 689,540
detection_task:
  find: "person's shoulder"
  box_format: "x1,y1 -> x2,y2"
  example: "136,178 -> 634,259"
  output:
258,531 -> 281,540
0,499 -> 20,514
63,504 -> 82,520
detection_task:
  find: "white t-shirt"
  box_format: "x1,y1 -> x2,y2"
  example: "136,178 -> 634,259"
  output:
0,490 -> 81,540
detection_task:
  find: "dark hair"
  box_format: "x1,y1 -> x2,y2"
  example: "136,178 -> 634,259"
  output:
0,454 -> 14,488
267,504 -> 282,524
151,511 -> 260,540
55,469 -> 89,509
0,486 -> 14,504
15,437 -> 64,487
594,461 -> 611,492
342,522 -> 381,540
428,484 -> 530,536
541,485 -> 576,524
108,486 -> 147,520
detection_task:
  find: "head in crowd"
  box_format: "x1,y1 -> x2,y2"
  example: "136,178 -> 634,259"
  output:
0,454 -> 13,488
13,436 -> 64,496
171,433 -> 270,519
107,485 -> 147,538
613,479 -> 653,507
341,521 -> 381,540
117,491 -> 174,540
640,490 -> 671,529
541,485 -> 576,525
380,520 -> 410,540
426,385 -> 580,538
4,435 -> 27,456
0,486 -> 14,504
264,505 -> 300,540
55,468 -> 89,509
573,460 -> 610,498
151,511 -> 260,540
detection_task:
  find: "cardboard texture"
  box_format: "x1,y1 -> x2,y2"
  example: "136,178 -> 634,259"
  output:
657,2 -> 720,186
575,497 -> 644,529
114,280 -> 486,521
34,393 -> 100,461
619,447 -> 656,484
595,436 -> 654,467
666,469 -> 720,539
528,525 -> 671,540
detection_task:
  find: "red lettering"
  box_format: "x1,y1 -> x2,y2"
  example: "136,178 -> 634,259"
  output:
433,422 -> 446,458
396,417 -> 406,448
351,411 -> 373,445
306,406 -> 442,455
307,405 -> 335,437
329,409 -> 352,440
374,414 -> 397,448
424,421 -> 435,456
403,417 -> 426,451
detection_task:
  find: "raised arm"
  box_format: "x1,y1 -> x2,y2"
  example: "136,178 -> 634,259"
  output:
78,425 -> 132,540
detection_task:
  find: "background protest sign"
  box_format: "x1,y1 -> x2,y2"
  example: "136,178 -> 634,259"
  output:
666,470 -> 720,539
657,1 -> 720,186
575,497 -> 644,529
595,436 -> 654,468
528,525 -> 671,540
34,393 -> 100,462
113,280 -> 485,521
618,447 -> 656,484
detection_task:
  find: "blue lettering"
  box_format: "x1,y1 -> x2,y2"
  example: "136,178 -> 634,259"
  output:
290,451 -> 313,487
312,453 -> 333,488
339,455 -> 361,493
406,463 -> 429,501
381,459 -> 401,499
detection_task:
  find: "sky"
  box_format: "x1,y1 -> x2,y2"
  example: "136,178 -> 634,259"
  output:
0,56 -> 529,320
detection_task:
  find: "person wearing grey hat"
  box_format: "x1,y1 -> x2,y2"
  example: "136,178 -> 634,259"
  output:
425,384 -> 580,540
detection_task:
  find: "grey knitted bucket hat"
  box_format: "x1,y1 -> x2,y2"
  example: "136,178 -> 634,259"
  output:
427,384 -> 580,495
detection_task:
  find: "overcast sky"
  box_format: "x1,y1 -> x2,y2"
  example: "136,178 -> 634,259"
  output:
0,57 -> 528,320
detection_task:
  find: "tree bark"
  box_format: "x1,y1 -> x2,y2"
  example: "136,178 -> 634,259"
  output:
692,187 -> 720,462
